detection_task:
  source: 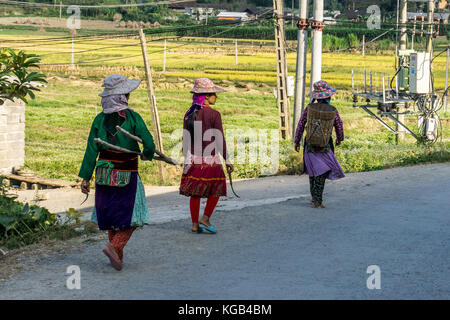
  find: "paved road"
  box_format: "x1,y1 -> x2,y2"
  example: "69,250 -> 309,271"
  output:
1,163 -> 449,299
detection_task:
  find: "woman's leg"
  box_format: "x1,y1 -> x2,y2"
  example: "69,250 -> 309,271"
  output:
200,196 -> 219,226
190,196 -> 201,223
108,230 -> 116,243
309,176 -> 315,203
312,171 -> 329,206
204,196 -> 219,218
190,196 -> 201,231
110,227 -> 136,261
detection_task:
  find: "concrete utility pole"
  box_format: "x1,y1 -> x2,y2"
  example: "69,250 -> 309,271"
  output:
293,0 -> 309,139
397,0 -> 408,143
139,29 -> 166,183
273,0 -> 291,140
310,0 -> 324,100
425,0 -> 435,53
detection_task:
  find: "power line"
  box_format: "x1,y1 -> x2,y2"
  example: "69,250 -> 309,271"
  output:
37,9 -> 275,67
0,0 -> 188,9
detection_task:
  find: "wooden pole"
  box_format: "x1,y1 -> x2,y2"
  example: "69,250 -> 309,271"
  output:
444,47 -> 449,111
163,39 -> 167,73
293,0 -> 308,139
138,28 -> 166,183
71,36 -> 75,69
362,34 -> 365,57
273,0 -> 291,140
235,40 -> 238,65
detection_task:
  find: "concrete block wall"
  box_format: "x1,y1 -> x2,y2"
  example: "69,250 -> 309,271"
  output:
0,99 -> 25,173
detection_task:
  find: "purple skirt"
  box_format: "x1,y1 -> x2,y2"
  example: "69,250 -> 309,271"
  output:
95,172 -> 138,230
304,150 -> 345,180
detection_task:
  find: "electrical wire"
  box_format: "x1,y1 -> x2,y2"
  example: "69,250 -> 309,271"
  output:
36,9 -> 275,67
0,0 -> 188,9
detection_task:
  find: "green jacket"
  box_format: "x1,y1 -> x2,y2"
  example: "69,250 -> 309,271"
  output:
78,109 -> 156,181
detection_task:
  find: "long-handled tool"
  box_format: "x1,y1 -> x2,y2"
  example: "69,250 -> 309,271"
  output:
109,127 -> 240,198
114,126 -> 179,165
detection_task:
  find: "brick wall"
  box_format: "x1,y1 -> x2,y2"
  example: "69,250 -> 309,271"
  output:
0,99 -> 25,173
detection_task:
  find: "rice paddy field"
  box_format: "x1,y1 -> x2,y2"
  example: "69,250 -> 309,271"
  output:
1,29 -> 449,186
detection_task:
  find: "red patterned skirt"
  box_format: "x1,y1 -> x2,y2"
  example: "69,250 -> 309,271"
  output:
179,155 -> 227,198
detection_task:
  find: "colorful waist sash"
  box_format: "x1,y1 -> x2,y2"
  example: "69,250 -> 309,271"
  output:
95,149 -> 138,187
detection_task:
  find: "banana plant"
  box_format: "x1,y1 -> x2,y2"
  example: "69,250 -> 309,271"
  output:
0,48 -> 47,105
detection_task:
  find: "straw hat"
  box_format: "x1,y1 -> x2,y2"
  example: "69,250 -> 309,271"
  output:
99,73 -> 141,97
190,78 -> 226,94
309,80 -> 336,99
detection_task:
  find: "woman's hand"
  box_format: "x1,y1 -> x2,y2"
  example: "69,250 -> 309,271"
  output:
140,154 -> 148,161
226,164 -> 234,174
294,143 -> 301,152
81,179 -> 90,195
336,140 -> 342,147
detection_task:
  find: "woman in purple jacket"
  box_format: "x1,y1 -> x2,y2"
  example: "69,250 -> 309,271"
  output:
294,80 -> 345,208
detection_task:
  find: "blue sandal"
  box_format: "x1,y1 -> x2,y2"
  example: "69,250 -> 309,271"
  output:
199,223 -> 217,234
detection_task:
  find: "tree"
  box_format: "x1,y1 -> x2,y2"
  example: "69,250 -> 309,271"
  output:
0,48 -> 47,105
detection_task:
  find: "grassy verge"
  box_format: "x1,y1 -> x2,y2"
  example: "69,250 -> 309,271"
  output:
23,77 -> 450,187
0,30 -> 447,185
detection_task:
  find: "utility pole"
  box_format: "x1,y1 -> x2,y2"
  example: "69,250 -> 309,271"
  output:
396,0 -> 408,144
291,0 -> 294,28
445,46 -> 449,111
139,29 -> 166,184
362,34 -> 365,57
425,0 -> 434,53
293,0 -> 309,139
273,0 -> 291,140
310,0 -> 324,99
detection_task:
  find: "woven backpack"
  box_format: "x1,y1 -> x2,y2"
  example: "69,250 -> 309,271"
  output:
305,103 -> 337,148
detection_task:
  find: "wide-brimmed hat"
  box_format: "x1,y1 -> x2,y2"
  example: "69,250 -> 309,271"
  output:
99,73 -> 141,97
309,80 -> 336,99
190,78 -> 226,94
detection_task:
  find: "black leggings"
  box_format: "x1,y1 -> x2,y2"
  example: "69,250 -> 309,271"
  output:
309,171 -> 329,205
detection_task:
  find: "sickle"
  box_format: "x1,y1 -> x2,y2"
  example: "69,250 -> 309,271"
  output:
80,193 -> 89,205
228,170 -> 240,198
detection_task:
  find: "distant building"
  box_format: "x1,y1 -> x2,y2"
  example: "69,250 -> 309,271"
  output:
407,12 -> 449,24
323,17 -> 337,25
168,1 -> 261,21
338,9 -> 363,22
324,10 -> 341,18
217,12 -> 249,22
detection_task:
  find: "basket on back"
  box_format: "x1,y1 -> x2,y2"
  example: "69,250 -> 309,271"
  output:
305,103 -> 337,148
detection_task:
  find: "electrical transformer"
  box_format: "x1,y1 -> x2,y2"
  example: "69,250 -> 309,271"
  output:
409,52 -> 431,94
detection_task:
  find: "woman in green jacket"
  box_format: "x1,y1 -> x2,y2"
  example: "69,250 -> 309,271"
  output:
79,74 -> 155,271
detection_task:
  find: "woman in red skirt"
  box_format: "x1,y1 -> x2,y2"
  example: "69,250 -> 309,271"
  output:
179,78 -> 234,234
